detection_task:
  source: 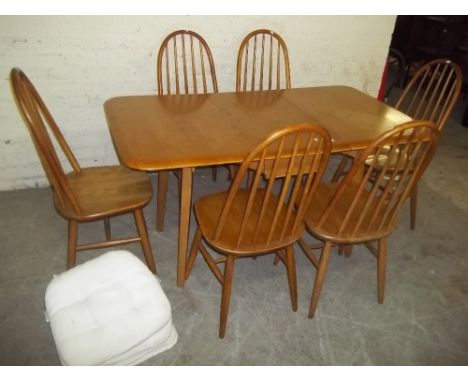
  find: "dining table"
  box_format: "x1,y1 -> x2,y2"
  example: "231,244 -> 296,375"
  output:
104,85 -> 412,287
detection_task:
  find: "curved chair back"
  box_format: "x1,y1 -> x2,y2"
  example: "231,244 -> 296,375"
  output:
236,29 -> 291,92
316,121 -> 440,239
10,68 -> 82,214
157,30 -> 218,95
214,124 -> 331,252
395,59 -> 462,129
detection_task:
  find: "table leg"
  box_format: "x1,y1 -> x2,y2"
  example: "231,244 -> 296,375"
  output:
177,167 -> 193,287
156,170 -> 169,232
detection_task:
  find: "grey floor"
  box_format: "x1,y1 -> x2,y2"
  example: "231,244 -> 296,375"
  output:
2,102 -> 468,366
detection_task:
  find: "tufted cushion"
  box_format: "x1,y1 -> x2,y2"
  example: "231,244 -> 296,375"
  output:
45,250 -> 177,365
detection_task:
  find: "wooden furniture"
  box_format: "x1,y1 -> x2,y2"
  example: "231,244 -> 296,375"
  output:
104,86 -> 412,287
11,68 -> 156,273
391,16 -> 467,75
157,30 -> 218,95
236,29 -> 291,92
300,120 -> 440,318
332,59 -> 462,229
185,124 -> 331,337
155,30 -> 220,232
390,16 -> 468,127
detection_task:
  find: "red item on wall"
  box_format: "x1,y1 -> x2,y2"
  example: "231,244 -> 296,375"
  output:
377,59 -> 389,101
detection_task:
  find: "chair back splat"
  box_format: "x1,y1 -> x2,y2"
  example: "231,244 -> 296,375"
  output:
10,68 -> 82,214
395,59 -> 462,130
157,30 -> 218,95
236,29 -> 291,92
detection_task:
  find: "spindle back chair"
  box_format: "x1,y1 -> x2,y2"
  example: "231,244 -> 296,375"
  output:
300,120 -> 440,318
185,124 -> 332,337
155,30 -> 220,231
380,59 -> 461,229
10,68 -> 156,272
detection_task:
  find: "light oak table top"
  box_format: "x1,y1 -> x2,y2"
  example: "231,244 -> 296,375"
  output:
105,86 -> 410,170
104,86 -> 412,287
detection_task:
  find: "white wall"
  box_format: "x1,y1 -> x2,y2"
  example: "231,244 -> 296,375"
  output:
0,15 -> 396,190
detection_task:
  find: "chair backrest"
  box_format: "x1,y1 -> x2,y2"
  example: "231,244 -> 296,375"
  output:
215,124 -> 331,251
316,121 -> 440,239
10,68 -> 82,214
236,29 -> 291,92
395,59 -> 462,130
157,30 -> 218,95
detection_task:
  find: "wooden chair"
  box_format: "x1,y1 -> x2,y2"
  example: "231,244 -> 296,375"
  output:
156,30 -> 220,232
157,30 -> 218,95
185,124 -> 332,338
10,68 -> 156,273
236,29 -> 291,92
299,121 -> 440,319
332,59 -> 462,229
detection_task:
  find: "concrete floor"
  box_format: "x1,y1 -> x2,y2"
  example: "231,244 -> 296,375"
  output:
1,105 -> 468,366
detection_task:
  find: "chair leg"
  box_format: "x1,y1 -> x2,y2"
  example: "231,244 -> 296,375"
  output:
331,155 -> 350,182
186,227 -> 202,280
377,237 -> 388,304
308,241 -> 332,318
67,220 -> 78,269
273,248 -> 285,265
247,170 -> 254,188
338,245 -> 353,256
410,185 -> 418,230
227,165 -> 238,181
211,166 -> 217,182
104,218 -> 111,240
219,255 -> 235,339
134,209 -> 157,274
156,170 -> 169,232
285,245 -> 298,311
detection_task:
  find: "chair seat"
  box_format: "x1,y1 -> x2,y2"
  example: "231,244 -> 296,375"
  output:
45,250 -> 177,365
54,166 -> 152,221
343,147 -> 414,171
248,156 -> 319,179
304,183 -> 398,243
195,189 -> 304,255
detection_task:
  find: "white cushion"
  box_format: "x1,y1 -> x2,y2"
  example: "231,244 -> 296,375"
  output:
45,250 -> 177,365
